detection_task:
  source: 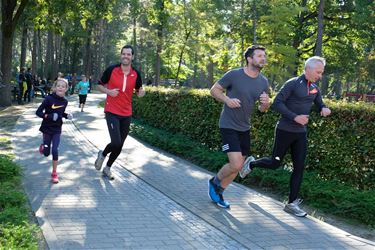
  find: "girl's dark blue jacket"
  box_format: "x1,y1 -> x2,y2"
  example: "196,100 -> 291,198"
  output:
36,93 -> 68,134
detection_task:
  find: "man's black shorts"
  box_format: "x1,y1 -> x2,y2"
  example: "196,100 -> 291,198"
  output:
220,128 -> 250,156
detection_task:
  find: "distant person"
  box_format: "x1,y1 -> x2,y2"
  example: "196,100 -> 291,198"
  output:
88,76 -> 92,93
76,75 -> 90,112
239,56 -> 331,217
36,78 -> 73,183
23,68 -> 33,102
208,45 -> 270,208
45,79 -> 52,95
70,73 -> 77,95
94,45 -> 145,180
17,68 -> 26,105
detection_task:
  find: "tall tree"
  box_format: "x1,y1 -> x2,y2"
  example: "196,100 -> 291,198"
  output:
315,0 -> 325,56
0,0 -> 29,106
31,29 -> 38,75
20,23 -> 28,69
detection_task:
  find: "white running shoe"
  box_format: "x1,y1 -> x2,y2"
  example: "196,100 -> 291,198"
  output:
94,150 -> 105,170
284,199 -> 307,217
102,166 -> 114,180
239,156 -> 255,178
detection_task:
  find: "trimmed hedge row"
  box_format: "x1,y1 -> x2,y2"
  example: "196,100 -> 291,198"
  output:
133,87 -> 375,190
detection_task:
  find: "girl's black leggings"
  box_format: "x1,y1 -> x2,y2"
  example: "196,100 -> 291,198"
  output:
43,133 -> 61,161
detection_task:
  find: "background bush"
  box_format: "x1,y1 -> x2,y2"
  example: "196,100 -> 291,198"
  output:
0,155 -> 38,249
133,87 -> 374,190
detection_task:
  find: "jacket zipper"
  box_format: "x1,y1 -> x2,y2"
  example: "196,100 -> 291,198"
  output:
122,73 -> 127,92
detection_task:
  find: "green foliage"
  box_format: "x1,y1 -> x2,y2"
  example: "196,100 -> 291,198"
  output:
133,87 -> 222,150
0,155 -> 38,249
0,156 -> 22,182
134,87 -> 375,191
130,119 -> 226,172
0,223 -> 38,250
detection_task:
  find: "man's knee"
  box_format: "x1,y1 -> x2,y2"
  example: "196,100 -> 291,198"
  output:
229,159 -> 244,172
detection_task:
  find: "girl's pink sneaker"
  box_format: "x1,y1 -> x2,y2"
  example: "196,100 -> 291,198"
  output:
51,173 -> 59,184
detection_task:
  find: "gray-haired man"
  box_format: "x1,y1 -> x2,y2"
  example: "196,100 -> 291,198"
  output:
240,56 -> 331,217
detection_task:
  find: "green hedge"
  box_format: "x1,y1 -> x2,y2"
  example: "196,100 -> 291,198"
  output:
133,87 -> 374,190
0,155 -> 38,249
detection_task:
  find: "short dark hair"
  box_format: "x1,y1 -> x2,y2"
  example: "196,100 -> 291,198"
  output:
244,45 -> 266,61
121,45 -> 134,55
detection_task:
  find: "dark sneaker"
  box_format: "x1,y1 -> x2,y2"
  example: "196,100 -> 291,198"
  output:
208,177 -> 220,203
94,150 -> 105,170
239,156 -> 255,178
217,194 -> 230,209
284,199 -> 307,217
102,166 -> 114,180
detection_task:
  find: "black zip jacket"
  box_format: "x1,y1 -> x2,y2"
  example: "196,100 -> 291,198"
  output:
272,74 -> 326,133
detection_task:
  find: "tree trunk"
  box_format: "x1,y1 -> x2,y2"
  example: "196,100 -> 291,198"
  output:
20,24 -> 28,69
83,29 -> 92,77
175,45 -> 185,85
0,22 -> 2,65
207,54 -> 214,88
175,30 -> 191,85
155,41 -> 162,86
0,0 -> 29,107
133,17 -> 137,60
192,51 -> 198,87
240,0 -> 244,67
44,30 -> 53,80
154,0 -> 165,86
32,28 -> 38,75
37,29 -> 44,77
53,34 -> 61,78
252,0 -> 257,44
321,75 -> 328,95
292,0 -> 308,74
0,34 -> 13,106
315,0 -> 325,56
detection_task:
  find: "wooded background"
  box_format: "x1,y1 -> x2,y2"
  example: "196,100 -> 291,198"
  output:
1,0 -> 374,106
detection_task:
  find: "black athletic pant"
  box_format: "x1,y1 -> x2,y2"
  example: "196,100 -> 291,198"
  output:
18,82 -> 24,104
103,112 -> 131,167
251,128 -> 307,203
23,84 -> 32,102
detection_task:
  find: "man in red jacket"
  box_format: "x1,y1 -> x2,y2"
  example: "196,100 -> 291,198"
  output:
94,45 -> 145,180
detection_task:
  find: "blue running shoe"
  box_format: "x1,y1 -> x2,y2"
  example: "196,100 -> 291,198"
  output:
208,177 -> 220,203
217,194 -> 230,209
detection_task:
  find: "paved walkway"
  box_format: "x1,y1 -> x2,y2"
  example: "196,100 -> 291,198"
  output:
12,93 -> 374,249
